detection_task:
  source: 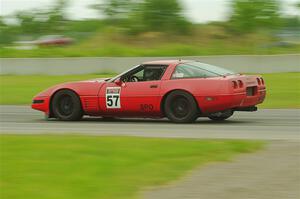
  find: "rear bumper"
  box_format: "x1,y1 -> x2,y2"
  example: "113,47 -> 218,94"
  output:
224,74 -> 266,110
196,89 -> 266,114
235,89 -> 266,108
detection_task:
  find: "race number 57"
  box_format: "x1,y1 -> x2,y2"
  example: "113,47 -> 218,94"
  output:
106,87 -> 121,108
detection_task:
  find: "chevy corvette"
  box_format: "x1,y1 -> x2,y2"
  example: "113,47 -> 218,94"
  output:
32,60 -> 266,123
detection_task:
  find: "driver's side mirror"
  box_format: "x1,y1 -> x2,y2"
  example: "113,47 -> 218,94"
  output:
115,78 -> 123,86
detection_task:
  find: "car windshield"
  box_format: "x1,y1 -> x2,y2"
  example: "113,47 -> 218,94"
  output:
185,62 -> 236,76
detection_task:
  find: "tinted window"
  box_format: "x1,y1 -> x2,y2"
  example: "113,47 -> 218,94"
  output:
172,64 -> 218,79
172,62 -> 236,79
143,66 -> 165,81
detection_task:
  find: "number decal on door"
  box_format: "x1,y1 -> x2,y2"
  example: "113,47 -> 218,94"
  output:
106,87 -> 121,108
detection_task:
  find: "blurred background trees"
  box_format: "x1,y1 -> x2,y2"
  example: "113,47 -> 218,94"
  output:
1,0 -> 70,39
1,0 -> 299,40
0,0 -> 299,56
229,0 -> 282,33
90,0 -> 190,34
137,0 -> 190,33
90,0 -> 135,24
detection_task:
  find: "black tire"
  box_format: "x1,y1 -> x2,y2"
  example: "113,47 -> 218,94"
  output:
51,90 -> 83,121
208,110 -> 233,121
164,90 -> 199,123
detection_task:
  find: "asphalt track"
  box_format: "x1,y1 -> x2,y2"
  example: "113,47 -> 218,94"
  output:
0,105 -> 299,141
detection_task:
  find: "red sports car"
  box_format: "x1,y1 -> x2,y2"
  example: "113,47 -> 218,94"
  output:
34,35 -> 74,47
32,60 -> 266,123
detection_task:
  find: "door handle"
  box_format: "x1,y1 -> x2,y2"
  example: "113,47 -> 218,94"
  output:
150,85 -> 158,88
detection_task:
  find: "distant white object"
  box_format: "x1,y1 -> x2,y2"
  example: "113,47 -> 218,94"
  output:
5,45 -> 37,50
14,45 -> 37,50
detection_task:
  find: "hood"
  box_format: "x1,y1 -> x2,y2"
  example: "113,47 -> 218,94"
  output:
81,78 -> 111,83
35,78 -> 108,98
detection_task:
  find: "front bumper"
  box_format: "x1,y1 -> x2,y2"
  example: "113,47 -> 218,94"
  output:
31,96 -> 50,114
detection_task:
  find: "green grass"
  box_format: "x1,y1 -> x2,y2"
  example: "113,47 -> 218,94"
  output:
0,74 -> 112,105
1,43 -> 300,58
0,73 -> 299,108
0,135 -> 264,199
259,73 -> 300,108
0,43 -> 300,58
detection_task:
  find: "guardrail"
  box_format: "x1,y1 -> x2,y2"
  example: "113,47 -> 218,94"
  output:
0,54 -> 299,75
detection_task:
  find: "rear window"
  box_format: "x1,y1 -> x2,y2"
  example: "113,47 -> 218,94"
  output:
172,62 -> 236,79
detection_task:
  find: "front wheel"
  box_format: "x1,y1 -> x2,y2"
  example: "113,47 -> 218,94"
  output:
52,90 -> 83,121
164,91 -> 199,123
208,110 -> 233,121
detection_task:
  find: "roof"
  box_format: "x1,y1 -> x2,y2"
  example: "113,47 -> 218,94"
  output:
142,60 -> 192,65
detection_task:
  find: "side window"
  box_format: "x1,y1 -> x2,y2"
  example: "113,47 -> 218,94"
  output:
122,65 -> 166,82
172,64 -> 217,79
134,69 -> 144,80
121,66 -> 144,82
143,66 -> 166,81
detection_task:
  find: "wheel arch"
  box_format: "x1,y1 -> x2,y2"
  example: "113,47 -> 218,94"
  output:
160,89 -> 202,117
48,88 -> 82,118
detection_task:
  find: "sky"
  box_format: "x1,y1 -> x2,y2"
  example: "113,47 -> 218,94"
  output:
0,0 -> 299,23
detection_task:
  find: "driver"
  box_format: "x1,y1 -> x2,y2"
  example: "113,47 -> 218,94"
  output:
144,69 -> 161,81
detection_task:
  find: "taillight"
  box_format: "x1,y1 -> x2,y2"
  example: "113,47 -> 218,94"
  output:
238,80 -> 244,88
257,78 -> 261,85
232,81 -> 238,89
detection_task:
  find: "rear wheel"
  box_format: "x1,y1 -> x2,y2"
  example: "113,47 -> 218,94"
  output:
164,91 -> 199,123
208,110 -> 233,121
52,90 -> 83,121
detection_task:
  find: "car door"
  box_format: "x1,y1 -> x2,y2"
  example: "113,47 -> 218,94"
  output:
98,65 -> 166,117
118,79 -> 161,116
